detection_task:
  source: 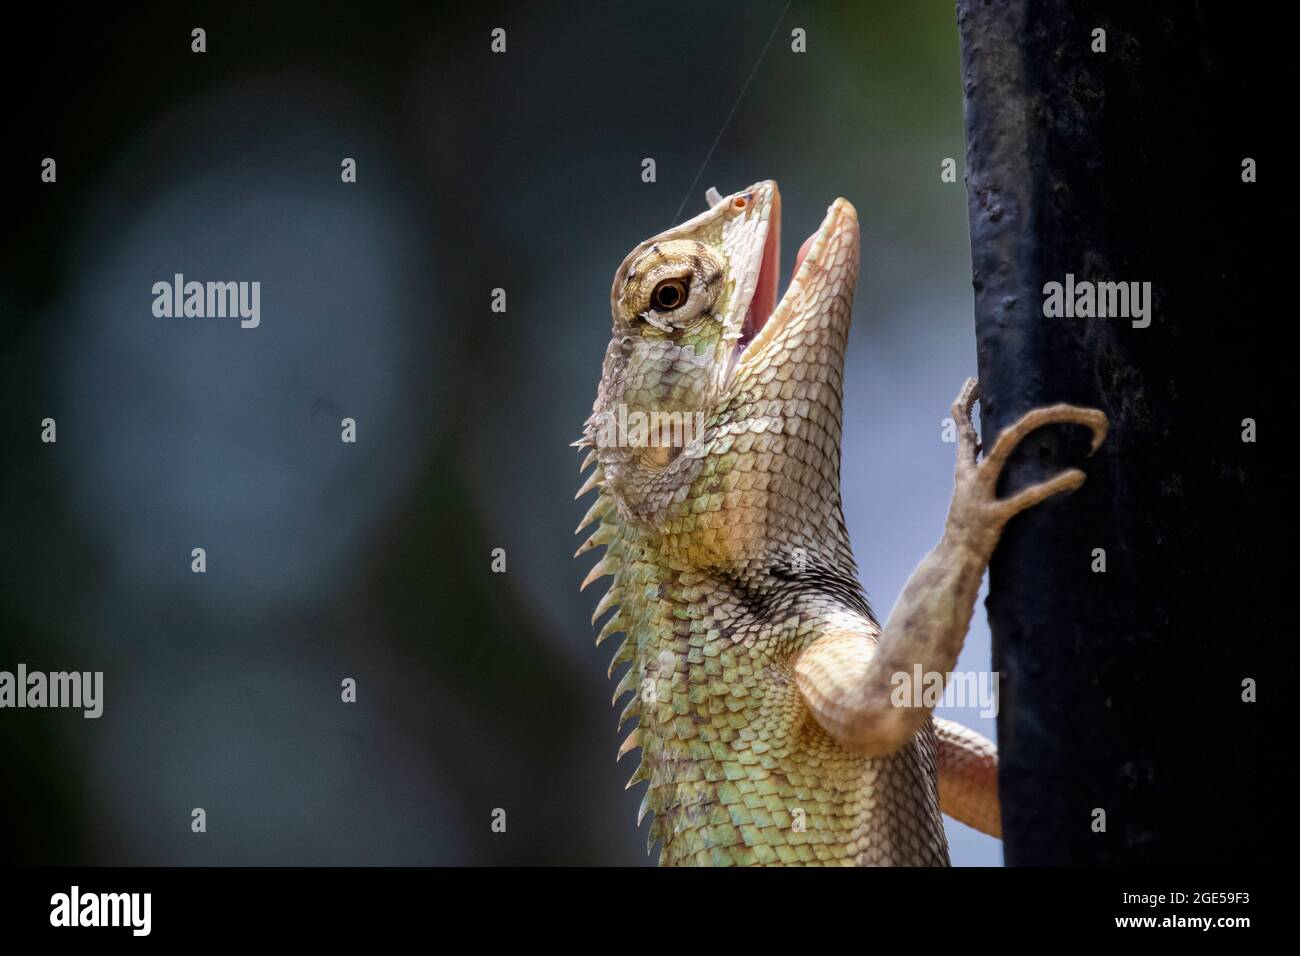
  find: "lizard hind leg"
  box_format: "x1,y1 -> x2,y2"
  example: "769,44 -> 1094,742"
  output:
933,717 -> 1001,839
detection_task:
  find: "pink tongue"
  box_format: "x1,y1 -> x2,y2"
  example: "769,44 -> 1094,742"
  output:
742,227 -> 816,348
742,222 -> 782,342
794,232 -> 815,275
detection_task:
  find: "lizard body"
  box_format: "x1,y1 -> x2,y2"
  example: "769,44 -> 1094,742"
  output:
575,181 -> 1107,866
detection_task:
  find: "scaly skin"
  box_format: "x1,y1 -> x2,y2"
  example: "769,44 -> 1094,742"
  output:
574,181 -> 1107,866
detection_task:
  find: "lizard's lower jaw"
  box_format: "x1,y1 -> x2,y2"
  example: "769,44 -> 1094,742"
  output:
733,196 -> 859,372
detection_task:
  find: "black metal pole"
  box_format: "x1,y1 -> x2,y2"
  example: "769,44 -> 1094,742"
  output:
956,0 -> 1290,864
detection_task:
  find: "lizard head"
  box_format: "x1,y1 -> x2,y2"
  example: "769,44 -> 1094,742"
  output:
581,180 -> 860,535
612,180 -> 783,368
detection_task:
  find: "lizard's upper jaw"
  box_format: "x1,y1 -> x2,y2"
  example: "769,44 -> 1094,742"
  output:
732,194 -> 860,374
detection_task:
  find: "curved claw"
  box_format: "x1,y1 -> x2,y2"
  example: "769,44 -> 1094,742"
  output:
950,378 -> 981,465
984,403 -> 1109,473
1082,411 -> 1108,456
951,377 -> 979,422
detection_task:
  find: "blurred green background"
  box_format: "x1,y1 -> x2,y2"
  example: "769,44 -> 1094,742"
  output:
1,1 -> 999,865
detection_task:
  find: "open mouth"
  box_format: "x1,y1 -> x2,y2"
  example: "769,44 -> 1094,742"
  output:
738,191 -> 781,355
700,181 -> 854,385
733,187 -> 825,365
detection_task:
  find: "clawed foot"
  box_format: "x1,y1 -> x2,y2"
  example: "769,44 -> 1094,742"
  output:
950,377 -> 1108,528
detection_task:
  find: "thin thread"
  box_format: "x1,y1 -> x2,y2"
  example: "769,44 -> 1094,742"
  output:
671,0 -> 793,224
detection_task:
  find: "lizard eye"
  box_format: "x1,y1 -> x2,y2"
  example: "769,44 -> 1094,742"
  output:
651,278 -> 689,311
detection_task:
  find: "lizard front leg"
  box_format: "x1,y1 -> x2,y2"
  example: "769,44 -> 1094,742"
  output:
794,378 -> 1108,766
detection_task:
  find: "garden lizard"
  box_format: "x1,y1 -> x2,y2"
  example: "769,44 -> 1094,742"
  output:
574,181 -> 1107,865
